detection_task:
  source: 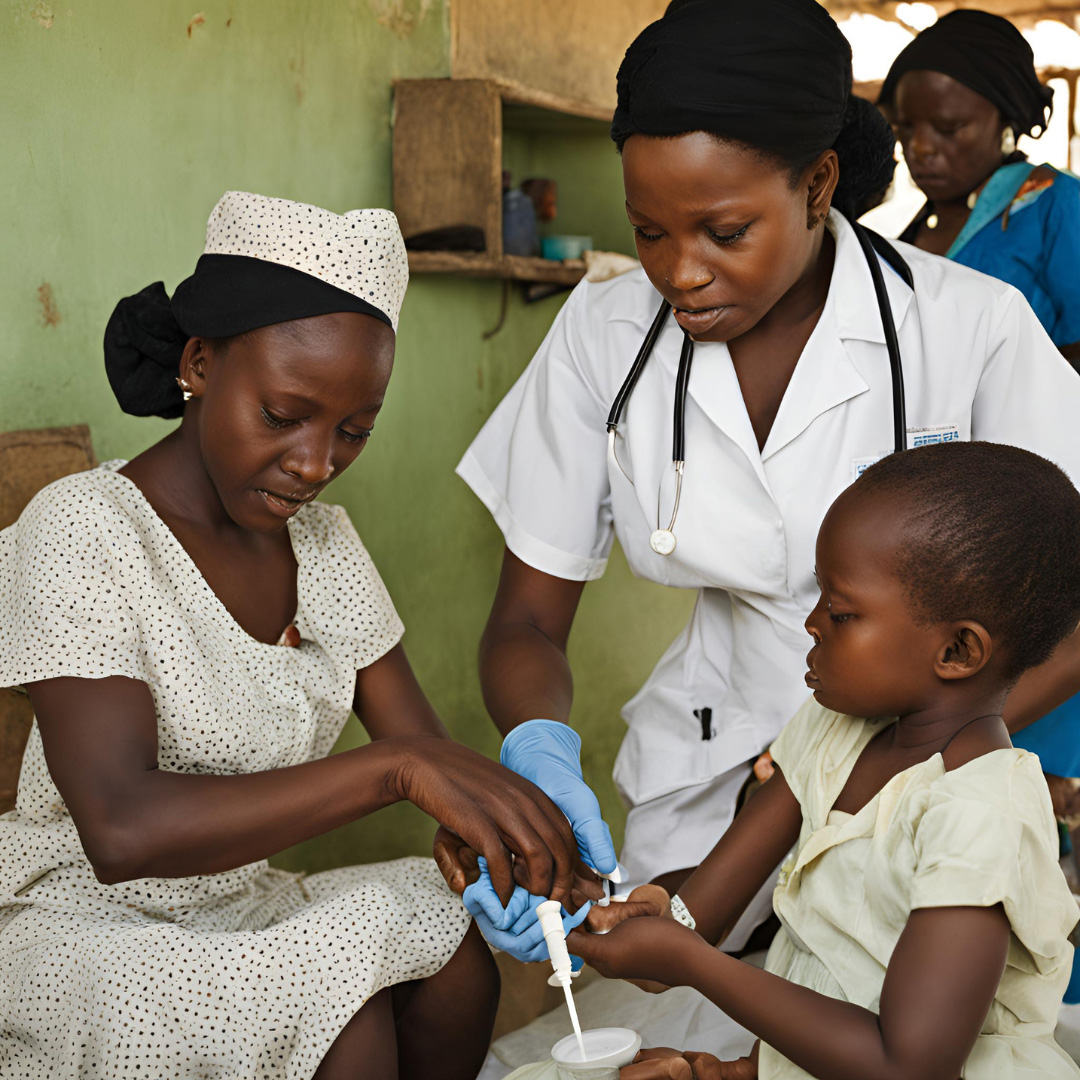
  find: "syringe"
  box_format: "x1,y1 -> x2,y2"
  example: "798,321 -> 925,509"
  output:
536,900 -> 586,1062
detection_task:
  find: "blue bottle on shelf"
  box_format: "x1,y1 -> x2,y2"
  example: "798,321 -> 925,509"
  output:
502,171 -> 538,257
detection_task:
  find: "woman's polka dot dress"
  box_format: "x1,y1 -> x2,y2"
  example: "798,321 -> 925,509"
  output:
0,462 -> 471,1078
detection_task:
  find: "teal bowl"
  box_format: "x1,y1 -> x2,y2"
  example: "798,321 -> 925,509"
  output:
540,235 -> 593,261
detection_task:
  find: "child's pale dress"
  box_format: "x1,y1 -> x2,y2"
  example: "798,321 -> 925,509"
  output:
0,463 -> 471,1078
761,698 -> 1080,1078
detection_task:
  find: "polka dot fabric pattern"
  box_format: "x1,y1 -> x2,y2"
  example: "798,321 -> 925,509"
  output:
0,462 -> 471,1078
204,191 -> 409,331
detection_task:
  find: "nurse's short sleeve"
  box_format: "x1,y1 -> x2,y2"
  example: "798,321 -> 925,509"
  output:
0,475 -> 145,688
973,288 -> 1080,488
911,756 -> 1078,965
457,282 -> 615,581
294,502 -> 404,671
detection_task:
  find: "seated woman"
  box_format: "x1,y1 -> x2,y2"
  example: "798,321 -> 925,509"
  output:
572,441 -> 1080,1079
0,191 -> 586,1080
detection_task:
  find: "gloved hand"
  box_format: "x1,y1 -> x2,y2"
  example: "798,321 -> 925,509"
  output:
463,857 -> 591,967
500,719 -> 618,875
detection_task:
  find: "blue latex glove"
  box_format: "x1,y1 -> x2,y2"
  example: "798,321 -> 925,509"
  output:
500,719 -> 618,874
463,857 -> 590,968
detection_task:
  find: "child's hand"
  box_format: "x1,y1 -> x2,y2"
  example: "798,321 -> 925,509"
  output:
565,859 -> 607,911
568,909 -> 702,987
619,1044 -> 758,1078
433,826 -> 481,895
585,883 -> 672,934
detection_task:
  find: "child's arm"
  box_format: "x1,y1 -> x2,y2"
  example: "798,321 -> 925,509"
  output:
581,767 -> 801,944
570,902 -> 1009,1080
679,765 -> 802,943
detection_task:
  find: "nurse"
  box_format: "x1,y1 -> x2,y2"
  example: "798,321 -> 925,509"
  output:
450,0 -> 1080,948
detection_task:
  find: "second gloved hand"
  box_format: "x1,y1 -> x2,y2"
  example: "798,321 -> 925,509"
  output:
463,857 -> 590,967
500,719 -> 618,875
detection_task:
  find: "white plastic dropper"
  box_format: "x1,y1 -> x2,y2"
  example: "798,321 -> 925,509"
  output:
595,861 -> 626,907
536,900 -> 586,1062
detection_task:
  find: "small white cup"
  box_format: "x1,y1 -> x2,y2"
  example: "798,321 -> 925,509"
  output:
551,1027 -> 642,1073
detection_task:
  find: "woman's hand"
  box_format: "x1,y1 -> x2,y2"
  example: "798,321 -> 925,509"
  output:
620,1045 -> 758,1079
435,826 -> 605,908
392,736 -> 579,904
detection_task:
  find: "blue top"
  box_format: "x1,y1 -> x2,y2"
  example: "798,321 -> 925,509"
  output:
929,162 -> 1080,348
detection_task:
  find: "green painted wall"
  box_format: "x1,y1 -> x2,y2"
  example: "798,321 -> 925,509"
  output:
1,0 -> 694,873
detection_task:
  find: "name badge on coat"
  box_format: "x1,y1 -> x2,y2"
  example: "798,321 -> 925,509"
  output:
851,424 -> 961,482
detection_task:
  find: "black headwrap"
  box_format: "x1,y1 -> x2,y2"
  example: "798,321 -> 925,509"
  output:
611,0 -> 853,163
879,11 -> 1053,138
103,256 -> 393,419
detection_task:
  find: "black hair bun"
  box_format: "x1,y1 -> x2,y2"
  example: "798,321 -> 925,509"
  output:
103,282 -> 189,419
832,95 -> 898,220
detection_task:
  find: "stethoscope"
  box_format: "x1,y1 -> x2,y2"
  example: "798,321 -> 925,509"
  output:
605,222 -> 914,556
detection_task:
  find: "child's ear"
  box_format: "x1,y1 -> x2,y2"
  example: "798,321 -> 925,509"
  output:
935,621 -> 993,680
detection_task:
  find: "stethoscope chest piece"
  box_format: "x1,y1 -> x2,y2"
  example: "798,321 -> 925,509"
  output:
650,529 -> 677,556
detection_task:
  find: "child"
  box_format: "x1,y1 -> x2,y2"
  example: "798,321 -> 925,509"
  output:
570,441 -> 1080,1079
0,191 -> 581,1080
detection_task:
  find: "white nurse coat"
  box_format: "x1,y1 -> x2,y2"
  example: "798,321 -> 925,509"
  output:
458,210 -> 1080,865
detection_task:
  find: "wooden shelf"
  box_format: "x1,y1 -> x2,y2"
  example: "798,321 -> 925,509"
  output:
491,78 -> 612,123
392,78 -> 600,283
407,251 -> 585,284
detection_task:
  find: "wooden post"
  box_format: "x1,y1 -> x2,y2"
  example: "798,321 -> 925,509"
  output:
392,79 -> 504,258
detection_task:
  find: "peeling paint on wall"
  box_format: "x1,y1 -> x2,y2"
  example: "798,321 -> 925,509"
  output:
369,0 -> 433,40
287,54 -> 304,102
37,284 -> 60,327
31,2 -> 53,29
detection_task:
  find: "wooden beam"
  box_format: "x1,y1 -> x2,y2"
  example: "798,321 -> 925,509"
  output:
825,1 -> 1080,22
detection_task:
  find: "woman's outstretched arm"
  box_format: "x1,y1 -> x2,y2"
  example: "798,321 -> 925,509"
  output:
27,642 -> 577,902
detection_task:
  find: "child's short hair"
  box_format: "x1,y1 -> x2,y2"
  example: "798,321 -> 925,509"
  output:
855,441 -> 1080,682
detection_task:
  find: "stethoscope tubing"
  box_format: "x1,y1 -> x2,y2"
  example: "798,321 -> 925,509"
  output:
606,220 -> 912,553
852,221 -> 907,456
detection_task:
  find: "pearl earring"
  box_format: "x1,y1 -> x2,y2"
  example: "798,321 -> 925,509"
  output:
176,377 -> 193,402
1001,126 -> 1016,156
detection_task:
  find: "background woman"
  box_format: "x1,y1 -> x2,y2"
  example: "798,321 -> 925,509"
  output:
445,0 -> 1080,1057
0,192 -> 582,1080
880,10 -> 1080,366
881,12 -> 1080,1006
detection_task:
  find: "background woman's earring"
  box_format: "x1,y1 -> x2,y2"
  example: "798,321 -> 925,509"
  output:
176,377 -> 193,402
1001,126 -> 1016,156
